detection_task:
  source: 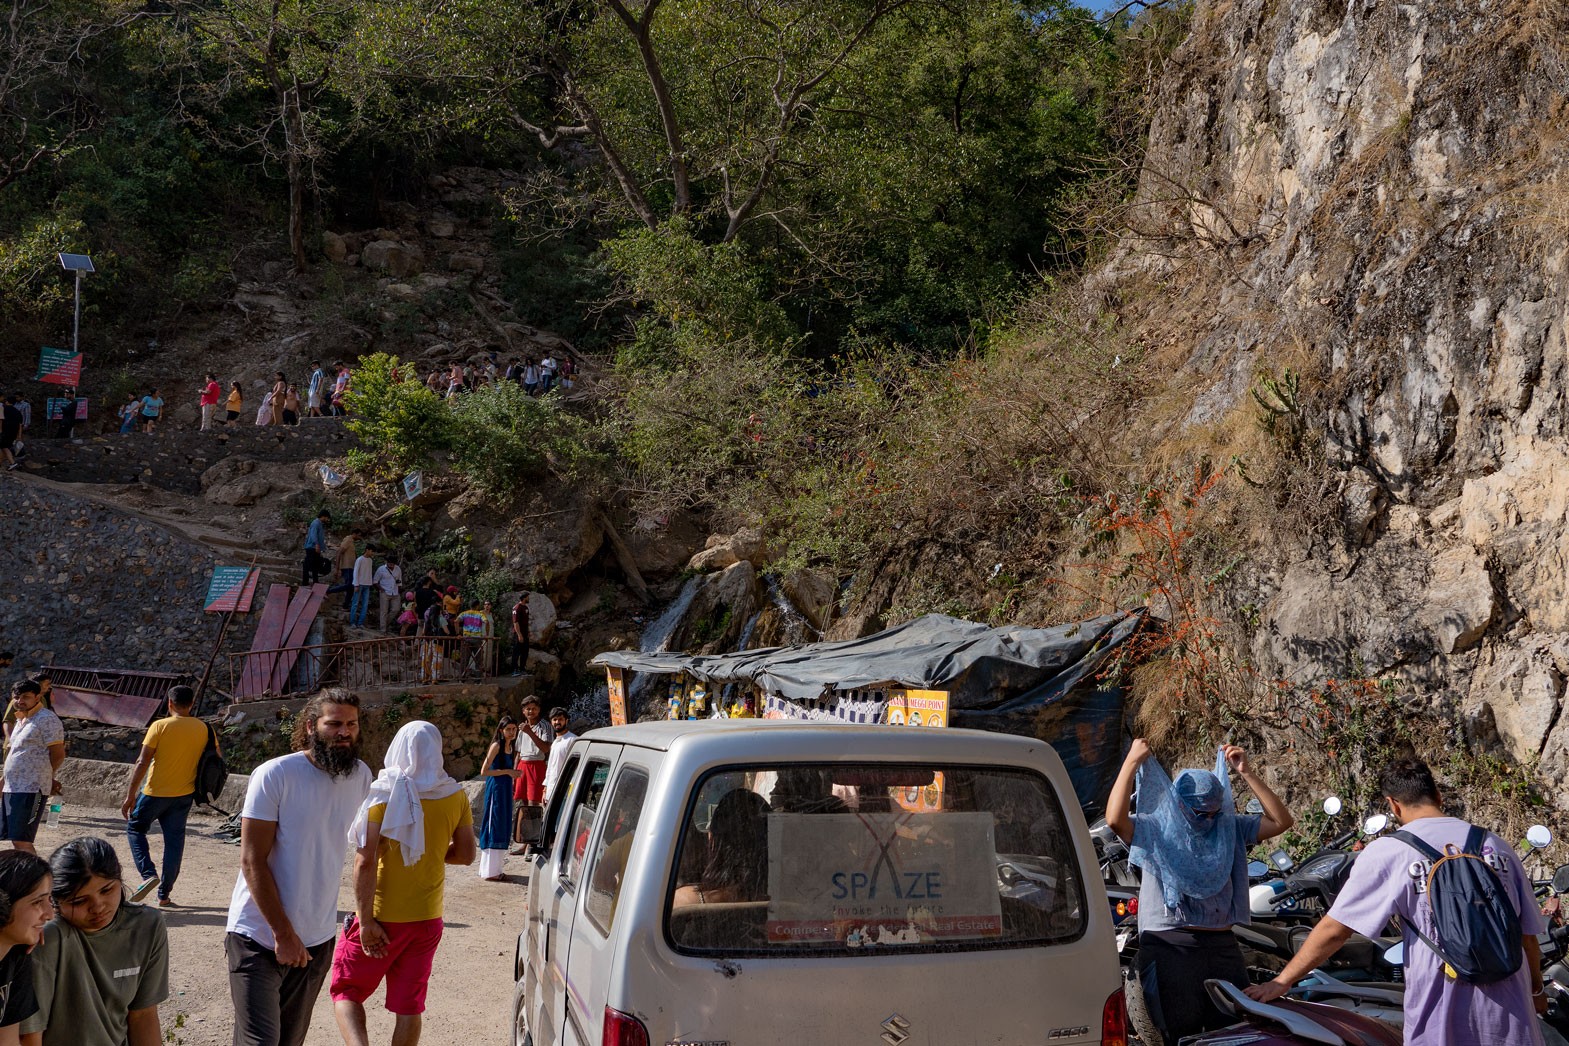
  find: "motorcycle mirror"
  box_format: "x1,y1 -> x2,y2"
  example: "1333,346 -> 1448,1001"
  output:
1527,825 -> 1553,849
1323,796 -> 1343,816
1384,941 -> 1404,965
1270,848 -> 1294,870
1245,798 -> 1264,815
1363,813 -> 1389,835
1247,860 -> 1269,878
1553,864 -> 1569,895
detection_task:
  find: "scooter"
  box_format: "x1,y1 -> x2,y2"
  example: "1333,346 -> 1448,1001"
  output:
1178,979 -> 1402,1045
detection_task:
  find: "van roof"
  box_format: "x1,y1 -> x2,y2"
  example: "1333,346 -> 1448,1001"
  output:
578,719 -> 1050,759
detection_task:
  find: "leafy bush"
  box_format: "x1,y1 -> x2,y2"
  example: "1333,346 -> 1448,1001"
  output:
448,380 -> 600,495
465,566 -> 515,610
0,216 -> 87,319
343,353 -> 453,478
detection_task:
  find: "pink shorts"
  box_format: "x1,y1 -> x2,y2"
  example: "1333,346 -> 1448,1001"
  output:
331,916 -> 444,1015
514,759 -> 547,803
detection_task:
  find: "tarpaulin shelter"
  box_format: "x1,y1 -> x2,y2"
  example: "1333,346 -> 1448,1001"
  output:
591,611 -> 1145,815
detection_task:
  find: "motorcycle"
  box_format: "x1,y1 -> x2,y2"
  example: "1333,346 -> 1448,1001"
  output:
1249,804 -> 1391,922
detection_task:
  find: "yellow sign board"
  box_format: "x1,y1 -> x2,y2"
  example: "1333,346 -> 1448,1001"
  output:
885,688 -> 949,728
886,689 -> 949,812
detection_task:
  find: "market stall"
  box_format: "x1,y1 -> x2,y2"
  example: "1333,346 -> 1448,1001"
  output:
591,611 -> 1145,814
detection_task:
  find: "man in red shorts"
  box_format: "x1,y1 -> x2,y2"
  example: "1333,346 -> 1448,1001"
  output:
331,721 -> 475,1046
511,697 -> 554,850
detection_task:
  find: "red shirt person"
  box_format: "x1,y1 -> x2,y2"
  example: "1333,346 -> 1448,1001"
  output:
199,373 -> 222,432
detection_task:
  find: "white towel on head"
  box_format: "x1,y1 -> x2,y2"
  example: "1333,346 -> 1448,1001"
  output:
348,720 -> 462,866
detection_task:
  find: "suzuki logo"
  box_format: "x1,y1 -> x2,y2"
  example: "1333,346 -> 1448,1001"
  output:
880,1014 -> 911,1046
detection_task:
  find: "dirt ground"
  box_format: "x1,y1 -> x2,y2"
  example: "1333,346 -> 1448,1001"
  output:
32,805 -> 525,1046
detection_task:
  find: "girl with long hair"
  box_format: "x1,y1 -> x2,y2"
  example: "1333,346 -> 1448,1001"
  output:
673,789 -> 769,905
0,850 -> 51,1042
476,718 -> 522,880
21,837 -> 169,1046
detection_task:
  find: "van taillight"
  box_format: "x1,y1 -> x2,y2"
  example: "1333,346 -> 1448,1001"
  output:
1101,988 -> 1128,1046
604,1007 -> 649,1046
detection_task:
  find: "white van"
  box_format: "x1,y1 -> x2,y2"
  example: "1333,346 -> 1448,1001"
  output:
511,720 -> 1126,1046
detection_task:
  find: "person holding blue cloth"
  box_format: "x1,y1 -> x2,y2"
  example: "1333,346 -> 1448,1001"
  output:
1105,739 -> 1295,1042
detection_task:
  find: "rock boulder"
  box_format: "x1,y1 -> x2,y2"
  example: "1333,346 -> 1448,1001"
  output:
362,240 -> 425,278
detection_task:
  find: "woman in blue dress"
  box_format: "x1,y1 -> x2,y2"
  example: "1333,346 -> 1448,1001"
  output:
477,717 -> 522,880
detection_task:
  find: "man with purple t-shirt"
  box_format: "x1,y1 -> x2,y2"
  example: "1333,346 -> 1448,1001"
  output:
1248,758 -> 1545,1044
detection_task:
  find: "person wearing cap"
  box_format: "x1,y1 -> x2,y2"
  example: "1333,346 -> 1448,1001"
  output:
440,586 -> 461,617
511,698 -> 553,849
541,708 -> 575,807
508,594 -> 531,676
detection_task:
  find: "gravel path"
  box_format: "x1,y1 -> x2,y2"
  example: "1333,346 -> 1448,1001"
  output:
34,805 -> 526,1046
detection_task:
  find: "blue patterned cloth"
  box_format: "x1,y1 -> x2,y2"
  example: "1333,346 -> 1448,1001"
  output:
477,746 -> 515,851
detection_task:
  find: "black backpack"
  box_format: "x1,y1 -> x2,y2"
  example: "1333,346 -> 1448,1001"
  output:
195,721 -> 230,811
1394,825 -> 1523,984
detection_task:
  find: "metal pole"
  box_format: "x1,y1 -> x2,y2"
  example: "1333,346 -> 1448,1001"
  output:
72,270 -> 82,353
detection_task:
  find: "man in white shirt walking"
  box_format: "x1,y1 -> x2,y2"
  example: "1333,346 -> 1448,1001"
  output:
227,690 -> 371,1046
350,548 -> 375,629
372,554 -> 403,633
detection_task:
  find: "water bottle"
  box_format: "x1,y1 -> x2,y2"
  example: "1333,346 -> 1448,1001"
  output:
46,799 -> 62,828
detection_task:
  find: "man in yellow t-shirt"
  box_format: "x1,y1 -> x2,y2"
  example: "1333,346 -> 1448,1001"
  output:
332,722 -> 475,1046
121,685 -> 215,906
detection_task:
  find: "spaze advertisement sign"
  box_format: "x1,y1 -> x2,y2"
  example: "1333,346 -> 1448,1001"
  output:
765,812 -> 1003,946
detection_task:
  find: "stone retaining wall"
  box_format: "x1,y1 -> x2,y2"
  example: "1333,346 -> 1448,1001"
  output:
0,481 -> 222,671
16,420 -> 355,495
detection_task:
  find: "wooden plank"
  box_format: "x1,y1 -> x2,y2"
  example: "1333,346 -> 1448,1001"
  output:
235,584 -> 292,698
249,584 -> 313,696
236,568 -> 262,612
267,583 -> 328,693
53,687 -> 163,729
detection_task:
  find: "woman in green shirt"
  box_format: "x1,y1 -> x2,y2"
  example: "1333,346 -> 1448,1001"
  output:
20,837 -> 168,1046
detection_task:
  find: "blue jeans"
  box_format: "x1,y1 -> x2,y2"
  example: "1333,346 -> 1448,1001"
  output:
350,585 -> 372,627
126,793 -> 194,899
327,566 -> 354,607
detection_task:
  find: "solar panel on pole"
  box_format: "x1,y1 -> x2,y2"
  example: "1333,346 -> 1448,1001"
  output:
58,253 -> 94,353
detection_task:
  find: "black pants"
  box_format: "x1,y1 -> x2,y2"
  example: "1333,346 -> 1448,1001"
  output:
510,639 -> 530,673
226,932 -> 334,1046
301,550 -> 329,586
1135,928 -> 1249,1042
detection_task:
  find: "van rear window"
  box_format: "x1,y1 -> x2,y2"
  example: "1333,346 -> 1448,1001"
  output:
665,763 -> 1086,956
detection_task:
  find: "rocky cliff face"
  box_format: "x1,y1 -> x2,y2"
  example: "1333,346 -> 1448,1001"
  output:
1104,1 -> 1569,789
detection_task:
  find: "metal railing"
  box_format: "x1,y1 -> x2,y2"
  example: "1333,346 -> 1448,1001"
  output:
225,635 -> 497,701
46,665 -> 192,700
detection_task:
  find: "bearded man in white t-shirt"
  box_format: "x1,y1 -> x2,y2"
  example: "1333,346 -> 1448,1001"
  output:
226,688 -> 371,1046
